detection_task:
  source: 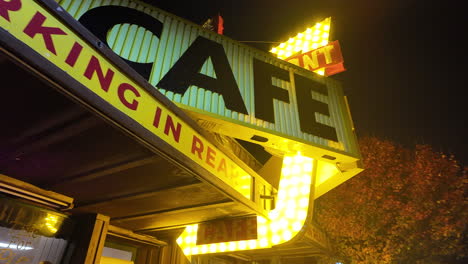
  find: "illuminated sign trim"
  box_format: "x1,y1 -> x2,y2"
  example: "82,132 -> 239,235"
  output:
177,153 -> 315,256
270,17 -> 332,60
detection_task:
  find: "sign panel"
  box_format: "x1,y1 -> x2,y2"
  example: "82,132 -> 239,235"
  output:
0,0 -> 268,207
285,40 -> 345,76
57,0 -> 360,164
196,216 -> 257,245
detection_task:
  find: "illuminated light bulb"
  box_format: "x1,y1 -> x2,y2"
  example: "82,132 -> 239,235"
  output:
271,48 -> 277,53
324,24 -> 330,31
258,216 -> 267,224
186,225 -> 193,232
279,218 -> 289,228
209,244 -> 217,253
291,165 -> 301,174
316,69 -> 325,75
297,33 -> 304,38
304,162 -> 313,172
288,189 -> 299,198
192,247 -> 199,255
312,36 -> 319,42
280,179 -> 290,188
305,34 -> 312,40
185,236 -> 192,244
276,200 -> 286,210
305,28 -> 312,33
279,43 -> 286,48
312,43 -> 318,49
285,51 -> 292,58
201,245 -> 208,254
272,235 -> 281,244
286,200 -> 297,209
322,32 -> 329,39
294,154 -> 304,163
300,185 -> 310,195
290,176 -> 300,185
292,221 -> 303,232
286,45 -> 292,51
248,240 -> 257,249
299,197 -> 309,208
281,167 -> 291,176
238,241 -> 247,250
270,221 -> 280,231
228,242 -> 236,251
294,46 -> 302,52
316,23 -> 322,28
259,238 -> 269,248
288,38 -> 294,43
269,210 -> 279,220
219,243 -> 227,252
276,192 -> 287,202
314,29 -> 321,35
183,248 -> 191,255
177,237 -> 183,245
282,230 -> 293,241
297,210 -> 308,220
258,226 -> 268,235
321,40 -> 328,46
278,50 -> 285,56
284,156 -> 293,165
285,207 -> 297,218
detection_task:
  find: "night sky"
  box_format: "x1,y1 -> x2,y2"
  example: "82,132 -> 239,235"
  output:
142,0 -> 466,164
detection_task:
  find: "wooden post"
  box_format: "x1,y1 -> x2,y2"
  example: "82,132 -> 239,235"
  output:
63,214 -> 110,264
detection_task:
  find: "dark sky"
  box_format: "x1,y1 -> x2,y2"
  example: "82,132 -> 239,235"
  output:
142,0 -> 466,164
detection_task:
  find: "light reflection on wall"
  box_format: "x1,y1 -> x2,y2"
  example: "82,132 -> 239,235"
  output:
176,152 -> 314,256
44,214 -> 59,234
0,242 -> 33,250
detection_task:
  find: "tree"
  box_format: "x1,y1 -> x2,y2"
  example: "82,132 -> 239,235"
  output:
315,137 -> 467,264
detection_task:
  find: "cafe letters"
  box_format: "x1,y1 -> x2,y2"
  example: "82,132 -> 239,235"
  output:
78,5 -> 338,142
0,1 -> 337,141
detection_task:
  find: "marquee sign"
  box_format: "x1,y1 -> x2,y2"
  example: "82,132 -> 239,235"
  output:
0,0 -> 362,257
57,0 -> 361,165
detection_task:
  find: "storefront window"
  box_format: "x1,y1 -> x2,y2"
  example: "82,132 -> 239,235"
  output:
0,195 -> 74,264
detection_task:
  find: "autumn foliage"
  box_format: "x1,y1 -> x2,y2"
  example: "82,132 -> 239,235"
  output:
315,137 -> 467,264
